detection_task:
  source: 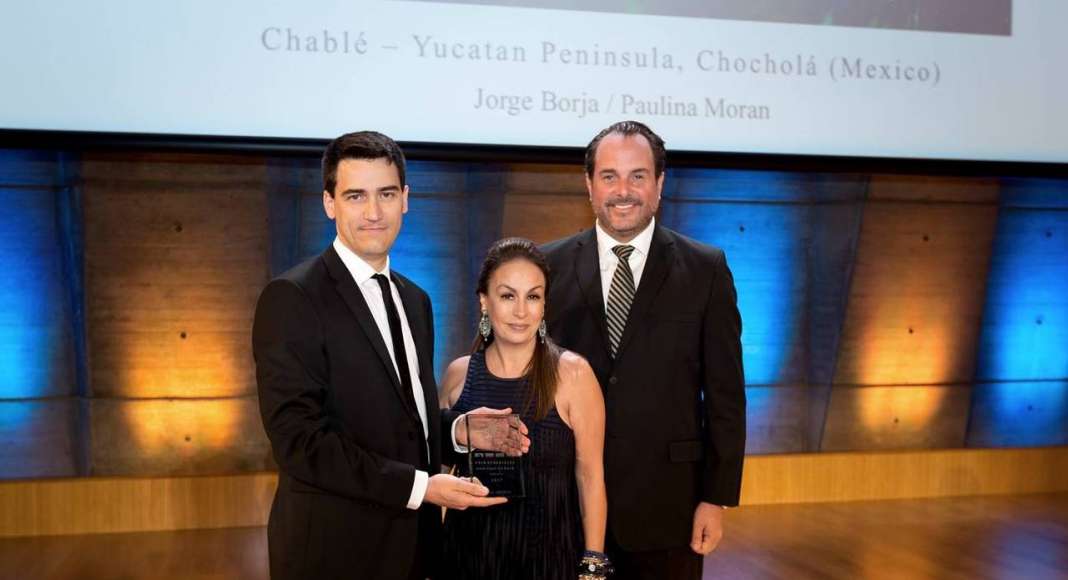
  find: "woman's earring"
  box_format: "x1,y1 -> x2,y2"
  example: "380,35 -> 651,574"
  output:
479,311 -> 492,339
538,320 -> 547,343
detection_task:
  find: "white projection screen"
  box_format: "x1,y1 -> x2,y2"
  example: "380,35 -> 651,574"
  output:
1,0 -> 1066,163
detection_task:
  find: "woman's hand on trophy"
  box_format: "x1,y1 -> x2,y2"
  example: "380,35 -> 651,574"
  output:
458,407 -> 530,456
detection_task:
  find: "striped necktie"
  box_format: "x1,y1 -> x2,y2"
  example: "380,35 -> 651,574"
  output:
606,244 -> 636,358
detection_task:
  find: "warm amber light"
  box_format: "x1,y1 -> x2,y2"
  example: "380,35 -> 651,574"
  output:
856,387 -> 947,432
122,399 -> 245,456
843,202 -> 995,387
113,329 -> 252,398
92,278 -> 261,398
855,311 -> 952,386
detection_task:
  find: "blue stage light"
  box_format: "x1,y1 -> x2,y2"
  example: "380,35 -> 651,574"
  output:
0,155 -> 72,399
661,170 -> 804,386
976,181 -> 1068,381
969,381 -> 1068,448
971,178 -> 1068,446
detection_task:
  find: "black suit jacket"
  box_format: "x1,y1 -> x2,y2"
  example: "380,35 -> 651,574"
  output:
543,225 -> 746,551
253,246 -> 442,580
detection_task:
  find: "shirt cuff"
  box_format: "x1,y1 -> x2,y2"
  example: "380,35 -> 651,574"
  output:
406,470 -> 429,510
450,414 -> 470,453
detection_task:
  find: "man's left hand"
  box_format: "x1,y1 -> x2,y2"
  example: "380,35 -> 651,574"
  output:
690,502 -> 724,555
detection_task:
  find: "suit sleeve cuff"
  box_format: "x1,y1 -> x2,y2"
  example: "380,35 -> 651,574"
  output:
450,414 -> 470,453
407,470 -> 429,510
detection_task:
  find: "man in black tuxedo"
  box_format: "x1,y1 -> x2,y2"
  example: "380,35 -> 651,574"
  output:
542,121 -> 746,580
253,131 -> 514,580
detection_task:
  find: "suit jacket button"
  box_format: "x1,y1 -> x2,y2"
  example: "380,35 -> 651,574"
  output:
609,376 -> 618,385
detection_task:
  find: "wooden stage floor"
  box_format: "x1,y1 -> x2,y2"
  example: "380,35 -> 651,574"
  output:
2,493 -> 1066,579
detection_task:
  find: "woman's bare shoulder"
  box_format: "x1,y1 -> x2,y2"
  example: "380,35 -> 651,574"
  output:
556,349 -> 596,388
440,355 -> 472,405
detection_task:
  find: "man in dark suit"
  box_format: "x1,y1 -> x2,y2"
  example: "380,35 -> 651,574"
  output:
253,131 -> 512,580
542,121 -> 746,580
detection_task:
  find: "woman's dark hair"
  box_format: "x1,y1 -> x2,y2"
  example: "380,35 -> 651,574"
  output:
472,237 -> 561,421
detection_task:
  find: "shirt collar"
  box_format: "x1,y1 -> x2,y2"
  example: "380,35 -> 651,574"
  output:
333,237 -> 390,285
595,217 -> 655,265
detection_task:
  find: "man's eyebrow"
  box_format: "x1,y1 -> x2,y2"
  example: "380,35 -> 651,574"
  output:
339,185 -> 401,195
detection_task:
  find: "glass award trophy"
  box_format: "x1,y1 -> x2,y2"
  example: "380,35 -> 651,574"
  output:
461,413 -> 526,499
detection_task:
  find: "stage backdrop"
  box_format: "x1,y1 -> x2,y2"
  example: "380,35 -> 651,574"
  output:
0,148 -> 1065,479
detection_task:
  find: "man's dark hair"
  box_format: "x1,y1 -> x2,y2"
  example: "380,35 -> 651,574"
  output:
584,120 -> 666,178
321,131 -> 407,195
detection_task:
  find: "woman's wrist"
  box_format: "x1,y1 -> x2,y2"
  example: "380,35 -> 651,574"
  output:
578,550 -> 613,578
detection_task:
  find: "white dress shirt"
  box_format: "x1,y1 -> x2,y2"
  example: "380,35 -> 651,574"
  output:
332,238 -> 430,510
595,217 -> 656,306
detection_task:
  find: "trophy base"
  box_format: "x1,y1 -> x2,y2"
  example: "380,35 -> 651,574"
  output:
467,450 -> 526,499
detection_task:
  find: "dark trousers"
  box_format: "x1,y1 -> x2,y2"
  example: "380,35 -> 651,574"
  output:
411,505 -> 441,580
607,533 -> 703,580
408,549 -> 423,580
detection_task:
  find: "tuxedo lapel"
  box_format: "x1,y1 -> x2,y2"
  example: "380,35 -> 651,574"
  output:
575,230 -> 611,360
322,248 -> 417,420
614,226 -> 675,360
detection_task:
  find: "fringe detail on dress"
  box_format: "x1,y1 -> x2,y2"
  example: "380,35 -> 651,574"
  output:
439,350 -> 583,580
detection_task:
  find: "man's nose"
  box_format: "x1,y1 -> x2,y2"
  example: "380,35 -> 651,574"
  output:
364,197 -> 382,221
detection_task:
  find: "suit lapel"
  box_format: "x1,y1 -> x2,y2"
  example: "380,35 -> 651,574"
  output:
614,226 -> 675,360
575,230 -> 611,360
322,248 -> 415,419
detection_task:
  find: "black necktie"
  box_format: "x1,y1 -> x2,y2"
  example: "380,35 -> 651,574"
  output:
372,274 -> 416,411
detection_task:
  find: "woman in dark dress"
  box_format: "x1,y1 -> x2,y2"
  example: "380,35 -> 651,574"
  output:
438,238 -> 611,580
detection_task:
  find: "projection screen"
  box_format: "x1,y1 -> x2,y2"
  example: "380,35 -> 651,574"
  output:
1,0 -> 1065,163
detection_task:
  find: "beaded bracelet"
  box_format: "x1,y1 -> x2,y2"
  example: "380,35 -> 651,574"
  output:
577,550 -> 614,578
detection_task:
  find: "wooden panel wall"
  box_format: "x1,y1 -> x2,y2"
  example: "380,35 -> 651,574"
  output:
823,176 -> 1000,451
832,177 -> 999,386
0,150 -> 84,479
81,154 -> 272,476
0,401 -> 83,479
0,473 -> 278,537
500,163 -> 592,244
82,154 -> 267,399
2,146 -> 1067,483
662,170 -> 867,453
968,180 -> 1068,447
4,447 -> 1067,537
740,447 -> 1068,505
